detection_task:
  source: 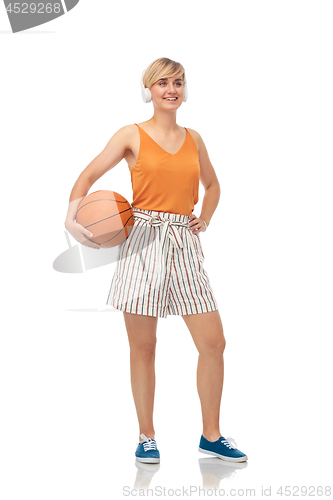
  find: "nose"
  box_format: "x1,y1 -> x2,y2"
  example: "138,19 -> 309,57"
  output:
165,82 -> 177,94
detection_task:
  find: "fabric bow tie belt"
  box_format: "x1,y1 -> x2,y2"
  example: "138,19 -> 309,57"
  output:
133,211 -> 193,291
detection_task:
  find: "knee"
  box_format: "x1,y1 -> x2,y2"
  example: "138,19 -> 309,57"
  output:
131,340 -> 157,359
221,337 -> 226,353
215,336 -> 226,355
202,335 -> 226,356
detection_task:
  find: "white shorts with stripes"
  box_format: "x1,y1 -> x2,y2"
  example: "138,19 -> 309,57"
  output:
106,206 -> 219,318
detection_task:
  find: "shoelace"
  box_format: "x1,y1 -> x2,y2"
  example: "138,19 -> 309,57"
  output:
221,437 -> 238,449
139,433 -> 157,451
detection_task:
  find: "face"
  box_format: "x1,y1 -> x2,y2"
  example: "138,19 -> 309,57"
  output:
150,76 -> 185,109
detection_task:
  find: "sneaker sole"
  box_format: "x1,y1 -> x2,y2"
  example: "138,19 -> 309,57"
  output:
198,447 -> 248,462
135,456 -> 160,464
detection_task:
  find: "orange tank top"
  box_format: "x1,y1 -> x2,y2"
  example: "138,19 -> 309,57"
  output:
128,123 -> 200,216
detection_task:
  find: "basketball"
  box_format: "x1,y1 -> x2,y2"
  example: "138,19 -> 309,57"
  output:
75,190 -> 134,248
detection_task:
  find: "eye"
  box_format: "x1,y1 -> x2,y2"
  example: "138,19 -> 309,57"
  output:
175,82 -> 182,86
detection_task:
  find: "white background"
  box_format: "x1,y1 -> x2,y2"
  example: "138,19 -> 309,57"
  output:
1,0 -> 332,498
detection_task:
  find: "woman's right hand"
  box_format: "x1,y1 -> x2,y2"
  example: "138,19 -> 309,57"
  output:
65,220 -> 101,249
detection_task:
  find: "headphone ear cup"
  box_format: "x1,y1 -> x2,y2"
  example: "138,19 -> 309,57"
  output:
142,87 -> 151,103
183,85 -> 188,102
141,70 -> 151,103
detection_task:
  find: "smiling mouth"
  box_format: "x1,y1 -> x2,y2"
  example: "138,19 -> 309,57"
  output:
163,97 -> 178,101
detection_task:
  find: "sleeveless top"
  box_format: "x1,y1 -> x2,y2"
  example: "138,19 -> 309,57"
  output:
128,123 -> 200,216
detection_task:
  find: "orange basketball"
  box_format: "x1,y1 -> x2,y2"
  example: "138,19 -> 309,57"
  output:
75,190 -> 134,248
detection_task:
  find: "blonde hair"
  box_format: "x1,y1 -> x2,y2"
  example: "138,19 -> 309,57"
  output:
142,57 -> 186,89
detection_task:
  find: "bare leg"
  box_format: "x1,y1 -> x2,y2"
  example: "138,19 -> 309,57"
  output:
123,312 -> 158,442
181,310 -> 226,442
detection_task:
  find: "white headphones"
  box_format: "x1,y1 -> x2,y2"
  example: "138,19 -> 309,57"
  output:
141,70 -> 188,103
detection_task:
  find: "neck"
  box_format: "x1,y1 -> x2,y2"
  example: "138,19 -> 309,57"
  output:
148,108 -> 179,133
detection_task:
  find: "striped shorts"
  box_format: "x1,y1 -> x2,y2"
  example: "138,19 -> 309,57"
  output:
106,206 -> 219,318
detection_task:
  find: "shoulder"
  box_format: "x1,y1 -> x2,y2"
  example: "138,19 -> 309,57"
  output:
185,128 -> 206,153
109,124 -> 139,151
114,124 -> 138,140
186,128 -> 219,189
185,127 -> 201,141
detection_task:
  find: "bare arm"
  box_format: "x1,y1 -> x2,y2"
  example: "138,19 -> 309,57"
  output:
64,125 -> 133,247
187,129 -> 220,232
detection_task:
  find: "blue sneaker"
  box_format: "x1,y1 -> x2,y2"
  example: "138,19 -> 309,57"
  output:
135,434 -> 160,464
199,435 -> 248,462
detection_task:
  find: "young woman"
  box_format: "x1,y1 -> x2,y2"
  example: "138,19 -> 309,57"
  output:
65,57 -> 247,464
